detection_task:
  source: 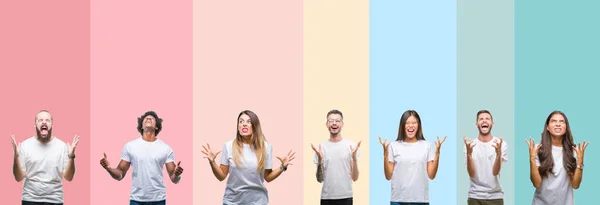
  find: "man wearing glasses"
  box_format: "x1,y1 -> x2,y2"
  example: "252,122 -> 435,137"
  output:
311,109 -> 361,205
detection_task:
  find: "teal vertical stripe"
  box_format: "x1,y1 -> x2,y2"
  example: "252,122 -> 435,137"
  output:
515,1 -> 600,204
457,0 -> 515,204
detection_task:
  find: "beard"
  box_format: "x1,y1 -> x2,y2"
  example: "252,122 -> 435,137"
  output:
329,128 -> 341,136
36,127 -> 52,142
143,126 -> 156,133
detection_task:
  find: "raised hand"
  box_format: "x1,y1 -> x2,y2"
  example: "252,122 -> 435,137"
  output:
491,136 -> 503,156
311,143 -> 323,163
435,136 -> 447,153
525,137 -> 542,159
11,135 -> 20,157
173,161 -> 184,177
201,143 -> 221,163
67,135 -> 80,158
464,136 -> 476,156
573,141 -> 590,163
276,150 -> 296,168
378,136 -> 390,152
100,153 -> 110,169
350,141 -> 362,159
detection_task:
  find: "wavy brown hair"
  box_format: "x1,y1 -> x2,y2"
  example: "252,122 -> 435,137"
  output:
537,110 -> 576,178
233,110 -> 268,173
396,110 -> 426,141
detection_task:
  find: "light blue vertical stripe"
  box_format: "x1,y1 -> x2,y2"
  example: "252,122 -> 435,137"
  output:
370,0 -> 457,204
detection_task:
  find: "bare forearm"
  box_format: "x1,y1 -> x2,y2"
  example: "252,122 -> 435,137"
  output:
170,174 -> 181,184
383,152 -> 392,180
529,158 -> 542,188
492,156 -> 501,176
466,154 -> 476,178
351,157 -> 359,181
106,168 -> 124,181
63,158 -> 75,181
209,161 -> 226,181
265,167 -> 284,182
571,159 -> 583,189
428,154 -> 440,179
13,156 -> 25,182
316,163 -> 324,183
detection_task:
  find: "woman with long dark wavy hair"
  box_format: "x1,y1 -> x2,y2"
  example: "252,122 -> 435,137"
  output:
526,110 -> 589,205
378,110 -> 447,205
201,110 -> 296,205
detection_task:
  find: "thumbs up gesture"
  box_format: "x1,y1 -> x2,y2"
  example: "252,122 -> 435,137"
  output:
100,153 -> 110,169
174,161 -> 184,177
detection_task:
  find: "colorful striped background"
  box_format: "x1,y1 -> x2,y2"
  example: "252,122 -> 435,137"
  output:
1,0 -> 598,204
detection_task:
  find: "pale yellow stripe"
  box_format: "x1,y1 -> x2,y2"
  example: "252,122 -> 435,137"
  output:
304,0 -> 370,204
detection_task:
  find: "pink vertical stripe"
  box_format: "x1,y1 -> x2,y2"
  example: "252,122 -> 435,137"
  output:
0,0 -> 91,204
91,0 -> 192,204
193,0 -> 303,204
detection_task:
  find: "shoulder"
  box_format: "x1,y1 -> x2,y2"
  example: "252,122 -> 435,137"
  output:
124,137 -> 142,147
341,138 -> 356,146
52,137 -> 67,146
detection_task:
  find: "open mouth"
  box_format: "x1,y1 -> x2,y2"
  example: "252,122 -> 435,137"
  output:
40,125 -> 49,135
407,128 -> 415,135
242,128 -> 249,133
553,127 -> 562,133
481,124 -> 489,130
331,127 -> 339,132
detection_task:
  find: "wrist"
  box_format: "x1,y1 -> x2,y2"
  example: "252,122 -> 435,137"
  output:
280,164 -> 288,171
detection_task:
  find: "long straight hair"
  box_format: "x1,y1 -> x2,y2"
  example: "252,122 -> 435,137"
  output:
233,110 -> 267,173
537,110 -> 576,178
396,110 -> 426,141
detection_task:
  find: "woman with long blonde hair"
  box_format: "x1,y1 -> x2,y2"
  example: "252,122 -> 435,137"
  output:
202,110 -> 295,205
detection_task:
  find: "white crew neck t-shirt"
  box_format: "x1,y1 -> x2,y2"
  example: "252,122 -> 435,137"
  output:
532,145 -> 577,205
120,137 -> 175,202
387,140 -> 435,203
465,136 -> 508,199
313,139 -> 359,200
221,140 -> 273,205
19,136 -> 69,204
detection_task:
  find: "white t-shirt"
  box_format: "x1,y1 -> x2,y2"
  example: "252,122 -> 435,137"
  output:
465,136 -> 508,199
313,139 -> 359,200
221,140 -> 273,205
19,136 -> 69,204
120,137 -> 175,202
387,140 -> 436,202
532,145 -> 577,205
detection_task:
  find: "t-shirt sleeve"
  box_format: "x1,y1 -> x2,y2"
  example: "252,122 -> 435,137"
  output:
265,143 -> 273,170
387,143 -> 394,163
220,143 -> 229,165
120,144 -> 130,162
166,146 -> 175,163
62,143 -> 69,173
501,140 -> 508,162
427,142 -> 436,162
18,145 -> 27,173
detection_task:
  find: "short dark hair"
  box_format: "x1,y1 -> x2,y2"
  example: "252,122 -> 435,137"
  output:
137,111 -> 163,136
326,109 -> 343,119
476,110 -> 493,122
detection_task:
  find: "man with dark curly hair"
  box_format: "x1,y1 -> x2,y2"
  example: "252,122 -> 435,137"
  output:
99,111 -> 184,205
